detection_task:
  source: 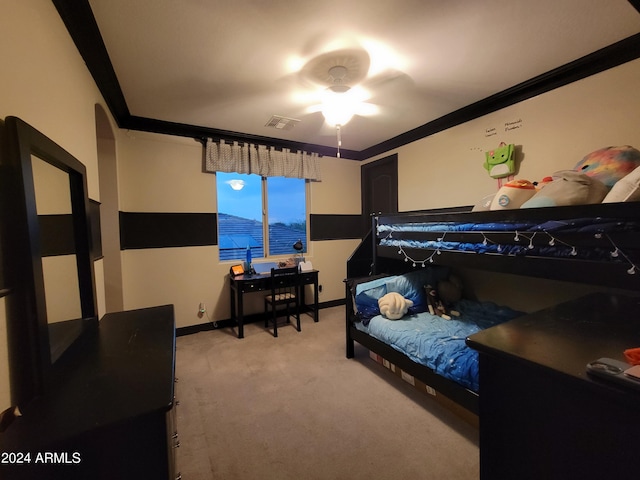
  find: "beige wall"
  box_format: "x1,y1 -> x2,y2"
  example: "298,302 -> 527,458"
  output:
0,0 -> 111,410
2,0 -> 639,411
97,112 -> 122,313
308,156 -> 362,308
367,58 -> 640,212
0,0 -> 106,198
364,58 -> 640,309
115,131 -> 362,327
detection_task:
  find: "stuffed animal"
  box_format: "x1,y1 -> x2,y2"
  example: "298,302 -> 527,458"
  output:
535,176 -> 554,190
490,179 -> 537,210
521,170 -> 608,208
425,285 -> 445,317
472,193 -> 495,212
476,145 -> 640,210
425,281 -> 461,320
378,292 -> 414,320
438,275 -> 463,308
573,145 -> 640,188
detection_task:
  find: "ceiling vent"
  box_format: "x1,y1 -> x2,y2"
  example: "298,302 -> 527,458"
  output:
265,115 -> 300,130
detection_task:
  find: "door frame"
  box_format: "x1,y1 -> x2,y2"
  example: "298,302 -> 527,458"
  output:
361,153 -> 398,235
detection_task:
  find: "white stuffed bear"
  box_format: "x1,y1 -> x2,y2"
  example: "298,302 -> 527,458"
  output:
378,292 -> 413,320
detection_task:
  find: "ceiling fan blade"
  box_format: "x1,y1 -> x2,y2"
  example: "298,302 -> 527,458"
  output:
362,69 -> 414,90
353,102 -> 379,117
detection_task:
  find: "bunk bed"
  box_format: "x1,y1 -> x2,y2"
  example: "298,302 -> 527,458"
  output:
345,202 -> 640,415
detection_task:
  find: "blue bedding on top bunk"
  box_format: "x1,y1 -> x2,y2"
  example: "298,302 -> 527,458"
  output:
376,217 -> 640,234
355,299 -> 522,392
377,216 -> 640,262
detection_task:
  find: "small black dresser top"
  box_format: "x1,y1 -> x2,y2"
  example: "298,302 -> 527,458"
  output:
0,304 -> 176,457
467,292 -> 640,393
467,293 -> 640,479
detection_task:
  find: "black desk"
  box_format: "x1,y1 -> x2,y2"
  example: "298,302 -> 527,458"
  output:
229,269 -> 319,338
467,293 -> 640,479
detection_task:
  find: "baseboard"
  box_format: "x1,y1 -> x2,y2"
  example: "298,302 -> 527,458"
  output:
176,298 -> 345,337
317,298 -> 345,309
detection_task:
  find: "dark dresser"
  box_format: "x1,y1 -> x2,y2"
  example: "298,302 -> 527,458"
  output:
0,304 -> 178,480
467,293 -> 640,480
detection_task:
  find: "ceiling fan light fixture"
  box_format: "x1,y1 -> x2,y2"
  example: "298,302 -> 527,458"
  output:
321,94 -> 354,126
328,84 -> 351,94
321,106 -> 354,128
320,85 -> 361,126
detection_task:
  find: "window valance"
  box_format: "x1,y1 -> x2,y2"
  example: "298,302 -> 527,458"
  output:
204,139 -> 321,181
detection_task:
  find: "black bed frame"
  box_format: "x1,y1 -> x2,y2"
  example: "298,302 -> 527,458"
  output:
345,202 -> 640,415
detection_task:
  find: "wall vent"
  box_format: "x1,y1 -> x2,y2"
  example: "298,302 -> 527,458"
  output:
265,115 -> 300,130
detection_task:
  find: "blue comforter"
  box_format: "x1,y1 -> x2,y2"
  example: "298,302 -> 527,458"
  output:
355,299 -> 522,392
377,217 -> 640,262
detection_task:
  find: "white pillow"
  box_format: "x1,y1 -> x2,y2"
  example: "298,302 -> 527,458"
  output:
378,292 -> 413,320
603,166 -> 640,203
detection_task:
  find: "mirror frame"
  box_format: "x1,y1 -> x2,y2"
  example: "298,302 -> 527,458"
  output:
5,116 -> 98,396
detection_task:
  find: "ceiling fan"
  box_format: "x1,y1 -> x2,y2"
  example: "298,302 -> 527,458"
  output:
298,48 -> 379,125
291,46 -> 407,155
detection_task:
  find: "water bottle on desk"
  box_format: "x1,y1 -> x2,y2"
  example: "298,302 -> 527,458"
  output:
244,246 -> 254,275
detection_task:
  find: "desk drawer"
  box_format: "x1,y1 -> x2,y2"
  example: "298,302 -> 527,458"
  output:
299,272 -> 317,284
241,281 -> 264,292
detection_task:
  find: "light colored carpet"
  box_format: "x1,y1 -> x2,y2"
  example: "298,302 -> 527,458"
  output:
175,306 -> 479,479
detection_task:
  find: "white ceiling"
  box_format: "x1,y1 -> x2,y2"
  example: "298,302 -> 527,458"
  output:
86,0 -> 640,154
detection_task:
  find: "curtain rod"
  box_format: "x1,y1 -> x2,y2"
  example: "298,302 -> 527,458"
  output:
202,137 -> 322,157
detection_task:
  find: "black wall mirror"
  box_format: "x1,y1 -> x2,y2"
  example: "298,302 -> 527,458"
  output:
5,116 -> 98,398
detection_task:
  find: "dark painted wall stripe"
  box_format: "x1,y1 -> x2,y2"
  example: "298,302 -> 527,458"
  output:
89,199 -> 102,259
120,211 -> 357,249
310,214 -> 364,241
120,212 -> 217,250
39,214 -> 75,256
38,201 -> 102,259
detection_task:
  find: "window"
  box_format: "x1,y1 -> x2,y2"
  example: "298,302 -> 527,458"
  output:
216,172 -> 307,262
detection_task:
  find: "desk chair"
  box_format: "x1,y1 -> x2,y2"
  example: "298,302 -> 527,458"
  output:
264,267 -> 300,337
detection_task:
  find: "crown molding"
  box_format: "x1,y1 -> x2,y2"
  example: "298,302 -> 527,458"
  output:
628,0 -> 640,15
53,0 -> 640,162
360,33 -> 640,160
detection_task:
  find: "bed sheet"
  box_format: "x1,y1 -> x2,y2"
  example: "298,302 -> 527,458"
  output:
377,217 -> 640,262
355,299 -> 522,392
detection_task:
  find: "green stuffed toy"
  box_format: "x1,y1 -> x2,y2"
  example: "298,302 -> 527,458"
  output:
484,142 -> 516,179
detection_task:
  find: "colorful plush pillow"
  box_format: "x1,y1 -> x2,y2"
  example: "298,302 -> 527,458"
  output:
602,166 -> 640,203
521,170 -> 608,208
573,145 -> 640,188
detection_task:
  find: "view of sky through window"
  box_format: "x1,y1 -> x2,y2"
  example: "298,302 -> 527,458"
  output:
217,172 -> 261,221
216,172 -> 307,261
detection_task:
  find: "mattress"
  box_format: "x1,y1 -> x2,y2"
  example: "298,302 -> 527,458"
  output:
355,299 -> 522,392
